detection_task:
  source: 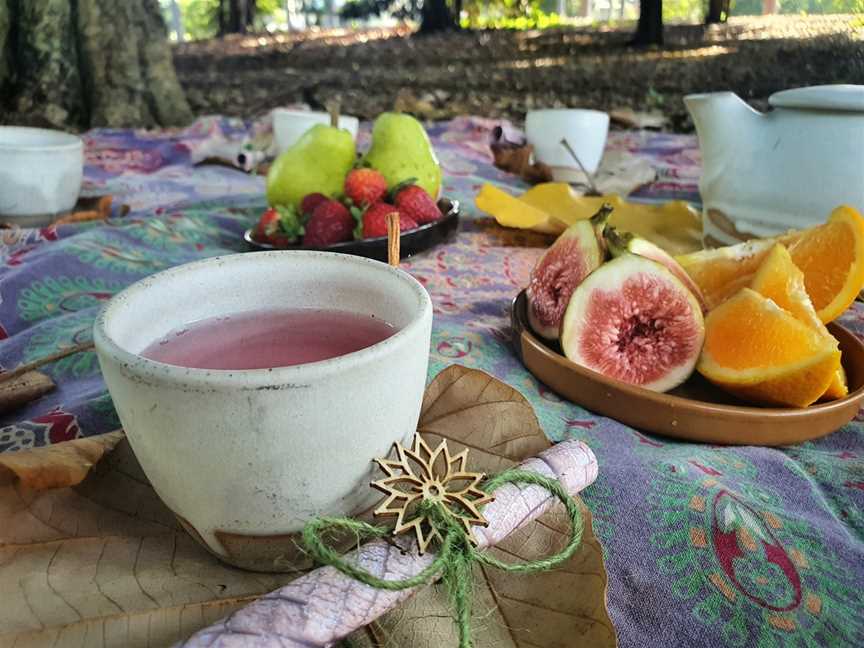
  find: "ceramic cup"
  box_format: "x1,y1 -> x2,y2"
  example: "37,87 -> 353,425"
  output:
525,109 -> 610,182
94,251 -> 433,572
0,126 -> 83,226
273,108 -> 360,152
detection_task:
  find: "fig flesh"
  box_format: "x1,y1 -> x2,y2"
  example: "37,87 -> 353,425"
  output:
561,254 -> 705,392
527,204 -> 613,340
605,227 -> 708,312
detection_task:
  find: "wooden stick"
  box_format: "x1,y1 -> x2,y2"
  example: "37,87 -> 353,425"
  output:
328,102 -> 340,128
560,138 -> 601,196
386,212 -> 400,267
0,341 -> 95,385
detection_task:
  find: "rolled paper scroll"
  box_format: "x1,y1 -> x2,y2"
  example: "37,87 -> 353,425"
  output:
180,439 -> 598,648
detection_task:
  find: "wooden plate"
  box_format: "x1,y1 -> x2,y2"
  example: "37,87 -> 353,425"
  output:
511,290 -> 864,445
244,198 -> 459,262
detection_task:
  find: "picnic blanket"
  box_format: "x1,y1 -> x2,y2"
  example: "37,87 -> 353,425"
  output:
1,116 -> 862,647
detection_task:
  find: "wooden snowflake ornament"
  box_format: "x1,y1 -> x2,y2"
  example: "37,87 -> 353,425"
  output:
371,435 -> 494,554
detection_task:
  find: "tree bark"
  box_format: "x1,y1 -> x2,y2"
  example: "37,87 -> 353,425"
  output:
632,0 -> 663,46
0,0 -> 191,130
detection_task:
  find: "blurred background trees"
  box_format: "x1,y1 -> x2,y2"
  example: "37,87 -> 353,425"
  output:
160,0 -> 863,44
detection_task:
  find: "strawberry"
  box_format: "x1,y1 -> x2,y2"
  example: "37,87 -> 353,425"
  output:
361,203 -> 418,239
255,206 -> 303,246
393,184 -> 440,225
344,168 -> 388,207
300,192 -> 329,217
303,200 -> 354,247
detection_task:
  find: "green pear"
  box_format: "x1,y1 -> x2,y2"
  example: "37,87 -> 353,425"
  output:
266,124 -> 356,209
364,113 -> 442,199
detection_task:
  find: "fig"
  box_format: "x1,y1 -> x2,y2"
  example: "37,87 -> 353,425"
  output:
527,204 -> 613,340
561,254 -> 705,392
605,227 -> 708,312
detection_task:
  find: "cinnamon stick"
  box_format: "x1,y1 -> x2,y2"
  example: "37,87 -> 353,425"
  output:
386,212 -> 400,267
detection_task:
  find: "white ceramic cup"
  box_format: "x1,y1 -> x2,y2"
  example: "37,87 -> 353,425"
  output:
94,251 -> 432,571
273,108 -> 360,152
0,126 -> 83,225
525,109 -> 610,181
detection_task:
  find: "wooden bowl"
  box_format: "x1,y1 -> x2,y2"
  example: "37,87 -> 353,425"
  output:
511,290 -> 864,446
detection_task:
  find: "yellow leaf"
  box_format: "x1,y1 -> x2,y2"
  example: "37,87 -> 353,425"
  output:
475,184 -> 560,233
477,182 -> 704,255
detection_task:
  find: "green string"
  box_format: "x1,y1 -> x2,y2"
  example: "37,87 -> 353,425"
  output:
302,468 -> 584,648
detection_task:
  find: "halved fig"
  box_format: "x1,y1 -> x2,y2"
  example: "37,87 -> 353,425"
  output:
605,227 -> 708,312
561,254 -> 705,392
527,204 -> 613,340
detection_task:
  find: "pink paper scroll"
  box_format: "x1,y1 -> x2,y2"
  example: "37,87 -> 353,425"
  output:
180,439 -> 598,647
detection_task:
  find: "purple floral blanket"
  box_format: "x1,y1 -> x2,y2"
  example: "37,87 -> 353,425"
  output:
0,116 -> 861,646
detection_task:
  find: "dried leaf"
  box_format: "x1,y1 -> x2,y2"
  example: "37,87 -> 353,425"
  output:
0,438 -> 299,647
0,430 -> 125,489
0,370 -> 54,414
345,366 -> 616,648
418,365 -> 552,474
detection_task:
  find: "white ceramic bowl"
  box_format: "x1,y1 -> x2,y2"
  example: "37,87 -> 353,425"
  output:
273,108 -> 360,153
94,251 -> 432,571
0,126 -> 84,225
525,109 -> 610,180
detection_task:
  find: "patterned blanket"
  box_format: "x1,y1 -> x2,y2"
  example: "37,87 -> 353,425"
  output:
0,116 -> 861,647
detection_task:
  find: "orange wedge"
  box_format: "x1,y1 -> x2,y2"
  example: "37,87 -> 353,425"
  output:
698,288 -> 841,408
750,243 -> 846,401
676,238 -> 782,310
822,365 -> 848,400
678,206 -> 864,321
787,206 -> 864,323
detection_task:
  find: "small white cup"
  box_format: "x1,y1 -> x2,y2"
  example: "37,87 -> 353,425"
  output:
273,108 -> 360,153
525,109 -> 610,181
94,251 -> 432,571
0,126 -> 83,225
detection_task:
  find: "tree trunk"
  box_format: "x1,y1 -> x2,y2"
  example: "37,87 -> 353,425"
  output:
706,0 -> 729,23
0,0 -> 191,130
632,0 -> 663,46
419,0 -> 458,33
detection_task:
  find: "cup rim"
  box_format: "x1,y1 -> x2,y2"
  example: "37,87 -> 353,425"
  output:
0,126 -> 84,153
93,251 -> 432,389
525,108 -> 609,120
272,108 -> 359,124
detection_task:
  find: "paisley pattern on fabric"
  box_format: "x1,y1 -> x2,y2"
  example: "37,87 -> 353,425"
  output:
0,116 -> 859,647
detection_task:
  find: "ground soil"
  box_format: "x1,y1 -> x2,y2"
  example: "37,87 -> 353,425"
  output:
173,14 -> 864,132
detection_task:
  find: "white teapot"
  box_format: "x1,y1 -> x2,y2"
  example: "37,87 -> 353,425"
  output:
685,85 -> 864,246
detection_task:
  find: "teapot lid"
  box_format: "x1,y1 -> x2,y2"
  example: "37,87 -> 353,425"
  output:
769,85 -> 864,113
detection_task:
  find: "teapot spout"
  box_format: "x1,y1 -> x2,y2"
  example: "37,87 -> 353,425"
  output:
685,92 -> 761,161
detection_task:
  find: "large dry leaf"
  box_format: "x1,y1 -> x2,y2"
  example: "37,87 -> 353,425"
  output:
0,366 -> 613,647
0,438 -> 299,647
345,366 -> 616,648
0,430 -> 125,490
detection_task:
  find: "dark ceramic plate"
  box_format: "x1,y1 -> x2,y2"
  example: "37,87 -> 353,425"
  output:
244,198 -> 460,262
511,290 -> 864,446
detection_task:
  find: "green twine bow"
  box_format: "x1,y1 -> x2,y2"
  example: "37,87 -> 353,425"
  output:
302,468 -> 584,648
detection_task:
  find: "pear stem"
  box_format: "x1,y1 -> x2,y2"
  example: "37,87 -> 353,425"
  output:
560,138 -> 600,196
387,212 -> 400,267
